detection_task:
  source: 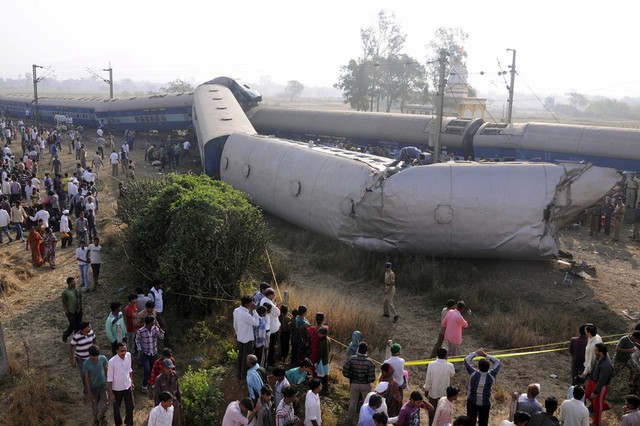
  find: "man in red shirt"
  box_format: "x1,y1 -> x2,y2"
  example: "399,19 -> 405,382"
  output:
124,294 -> 138,355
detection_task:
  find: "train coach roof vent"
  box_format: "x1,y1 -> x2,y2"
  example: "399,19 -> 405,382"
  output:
212,97 -> 222,100
187,92 -> 194,95
479,123 -> 508,136
221,117 -> 232,121
209,89 -> 219,92
129,97 -> 137,100
216,107 -> 227,110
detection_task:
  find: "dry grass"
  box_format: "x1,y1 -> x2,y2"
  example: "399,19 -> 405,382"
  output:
7,370 -> 70,426
281,283 -> 387,352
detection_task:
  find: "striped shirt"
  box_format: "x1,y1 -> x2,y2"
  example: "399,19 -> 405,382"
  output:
465,351 -> 501,406
275,399 -> 297,426
70,330 -> 96,360
136,325 -> 164,356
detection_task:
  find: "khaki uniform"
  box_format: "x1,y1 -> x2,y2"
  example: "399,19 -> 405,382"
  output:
383,269 -> 397,317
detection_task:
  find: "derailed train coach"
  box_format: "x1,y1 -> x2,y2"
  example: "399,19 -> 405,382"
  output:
246,107 -> 640,171
0,92 -> 194,132
194,79 -> 621,259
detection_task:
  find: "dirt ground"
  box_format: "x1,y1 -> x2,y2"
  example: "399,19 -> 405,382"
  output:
0,130 -> 639,425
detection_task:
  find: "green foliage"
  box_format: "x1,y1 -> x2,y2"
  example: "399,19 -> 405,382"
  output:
180,367 -> 225,425
426,27 -> 469,94
185,318 -> 236,367
116,174 -> 270,311
160,78 -> 194,93
335,10 -> 426,112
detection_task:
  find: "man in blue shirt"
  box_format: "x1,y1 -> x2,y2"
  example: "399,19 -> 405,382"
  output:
246,354 -> 264,403
465,348 -> 501,426
358,394 -> 383,426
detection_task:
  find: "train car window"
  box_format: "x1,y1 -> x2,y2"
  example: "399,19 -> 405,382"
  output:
134,117 -> 140,123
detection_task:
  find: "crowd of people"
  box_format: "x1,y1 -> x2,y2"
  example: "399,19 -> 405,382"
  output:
0,117 -> 106,276
63,275 -> 178,426
223,268 -> 640,426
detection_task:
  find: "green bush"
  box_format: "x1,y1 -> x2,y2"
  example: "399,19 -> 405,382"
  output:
116,174 -> 270,311
180,367 -> 225,426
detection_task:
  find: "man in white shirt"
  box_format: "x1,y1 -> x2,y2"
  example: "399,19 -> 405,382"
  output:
233,296 -> 259,380
33,205 -> 50,228
384,343 -> 406,398
76,240 -> 91,289
107,342 -> 135,426
109,150 -> 120,176
558,386 -> 588,426
305,378 -> 322,426
88,237 -> 102,290
67,179 -> 78,199
424,347 -> 456,425
0,205 -> 12,243
60,210 -> 72,247
148,391 -> 174,426
222,398 -> 257,426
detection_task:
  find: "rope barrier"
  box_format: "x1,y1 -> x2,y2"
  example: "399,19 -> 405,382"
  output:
404,339 -> 623,367
264,248 -> 283,303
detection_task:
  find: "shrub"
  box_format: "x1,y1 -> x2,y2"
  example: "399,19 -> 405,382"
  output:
116,174 -> 270,311
185,319 -> 236,368
180,366 -> 225,425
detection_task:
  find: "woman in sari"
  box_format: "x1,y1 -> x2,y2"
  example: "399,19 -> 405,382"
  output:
26,226 -> 43,267
41,227 -> 57,269
380,362 -> 403,417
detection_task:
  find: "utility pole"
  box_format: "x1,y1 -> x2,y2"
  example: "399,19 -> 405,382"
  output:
103,62 -> 113,99
432,49 -> 448,163
32,64 -> 44,122
506,48 -> 516,124
88,63 -> 113,99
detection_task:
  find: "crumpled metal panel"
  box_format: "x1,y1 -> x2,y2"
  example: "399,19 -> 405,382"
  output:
220,134 -> 620,258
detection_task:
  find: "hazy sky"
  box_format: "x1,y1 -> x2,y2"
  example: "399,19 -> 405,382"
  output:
2,1 -> 638,99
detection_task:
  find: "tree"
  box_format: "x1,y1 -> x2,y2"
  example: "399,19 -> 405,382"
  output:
335,60 -> 374,111
284,80 -> 304,101
336,10 -> 420,112
426,27 -> 469,100
116,174 -> 269,312
377,53 -> 426,112
544,96 -> 556,111
160,78 -> 194,93
567,92 -> 589,110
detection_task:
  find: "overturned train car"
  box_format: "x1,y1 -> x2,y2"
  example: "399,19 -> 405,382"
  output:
194,80 -> 620,259
247,107 -> 640,171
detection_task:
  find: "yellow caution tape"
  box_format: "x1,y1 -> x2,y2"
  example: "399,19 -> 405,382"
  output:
404,339 -> 622,367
